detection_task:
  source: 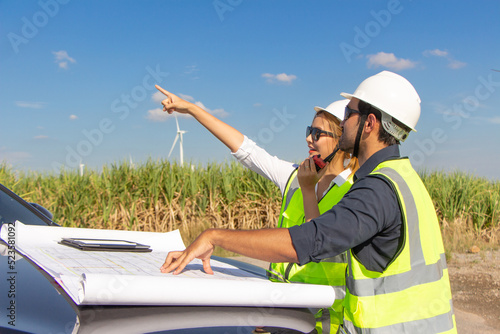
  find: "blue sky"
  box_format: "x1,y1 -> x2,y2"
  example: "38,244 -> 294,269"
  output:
1,1 -> 499,180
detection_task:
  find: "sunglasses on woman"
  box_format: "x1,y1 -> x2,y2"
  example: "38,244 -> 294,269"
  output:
306,126 -> 335,142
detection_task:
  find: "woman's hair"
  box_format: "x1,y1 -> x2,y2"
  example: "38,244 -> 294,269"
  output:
315,110 -> 359,174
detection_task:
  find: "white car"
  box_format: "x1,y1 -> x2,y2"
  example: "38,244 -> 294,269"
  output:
0,183 -> 316,334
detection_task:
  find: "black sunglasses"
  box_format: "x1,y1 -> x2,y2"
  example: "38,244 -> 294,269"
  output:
344,105 -> 361,121
306,126 -> 335,142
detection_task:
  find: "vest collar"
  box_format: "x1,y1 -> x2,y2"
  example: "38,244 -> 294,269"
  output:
353,144 -> 400,182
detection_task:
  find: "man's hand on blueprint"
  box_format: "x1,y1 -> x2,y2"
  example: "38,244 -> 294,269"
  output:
161,230 -> 216,275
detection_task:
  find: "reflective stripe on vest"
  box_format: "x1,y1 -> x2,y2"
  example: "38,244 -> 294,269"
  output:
343,306 -> 456,334
344,160 -> 456,334
268,169 -> 353,334
269,170 -> 353,284
278,169 -> 300,229
317,308 -> 331,334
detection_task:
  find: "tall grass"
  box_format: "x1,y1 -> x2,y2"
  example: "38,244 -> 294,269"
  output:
420,170 -> 499,252
1,161 -> 498,254
0,160 -> 281,245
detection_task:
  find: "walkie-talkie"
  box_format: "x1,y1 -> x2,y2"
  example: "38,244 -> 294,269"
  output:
312,147 -> 340,172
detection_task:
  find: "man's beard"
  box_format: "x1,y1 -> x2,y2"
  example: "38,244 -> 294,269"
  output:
338,133 -> 354,154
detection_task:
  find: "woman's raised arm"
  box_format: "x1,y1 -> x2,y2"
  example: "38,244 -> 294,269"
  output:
156,85 -> 244,153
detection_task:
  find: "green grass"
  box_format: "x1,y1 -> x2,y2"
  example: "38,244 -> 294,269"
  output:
420,170 -> 500,231
1,161 -> 498,254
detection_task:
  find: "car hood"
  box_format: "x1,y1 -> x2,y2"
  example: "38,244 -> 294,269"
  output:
0,243 -> 315,334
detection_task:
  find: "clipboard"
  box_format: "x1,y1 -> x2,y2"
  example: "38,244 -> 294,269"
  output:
59,238 -> 152,252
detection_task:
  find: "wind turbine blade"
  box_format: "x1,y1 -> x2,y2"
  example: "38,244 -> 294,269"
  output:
168,134 -> 179,158
179,133 -> 184,166
175,114 -> 180,132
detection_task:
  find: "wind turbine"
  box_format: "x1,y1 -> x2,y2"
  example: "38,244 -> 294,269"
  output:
79,160 -> 84,176
168,115 -> 187,166
129,154 -> 135,169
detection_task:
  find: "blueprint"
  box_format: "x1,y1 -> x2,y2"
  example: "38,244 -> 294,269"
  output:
1,221 -> 335,307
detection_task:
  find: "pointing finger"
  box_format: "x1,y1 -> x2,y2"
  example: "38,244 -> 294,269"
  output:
155,85 -> 172,97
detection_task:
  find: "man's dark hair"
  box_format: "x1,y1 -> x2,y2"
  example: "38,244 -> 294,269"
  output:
358,100 -> 400,146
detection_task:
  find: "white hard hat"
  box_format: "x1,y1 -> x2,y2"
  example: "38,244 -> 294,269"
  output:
314,99 -> 349,122
341,71 -> 421,140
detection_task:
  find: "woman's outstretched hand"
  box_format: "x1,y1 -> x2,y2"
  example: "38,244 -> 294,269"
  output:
155,85 -> 196,115
155,84 -> 244,152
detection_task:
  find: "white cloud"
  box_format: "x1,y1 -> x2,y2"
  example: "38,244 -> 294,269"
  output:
262,73 -> 274,81
448,60 -> 466,70
146,108 -> 171,122
423,49 -> 466,70
34,135 -> 49,140
193,101 -> 229,118
185,65 -> 199,75
152,91 -> 195,104
462,115 -> 500,125
366,52 -> 417,70
423,49 -> 449,57
275,73 -> 297,83
53,50 -> 76,69
253,103 -> 262,107
152,91 -> 165,103
146,108 -> 195,122
488,117 -> 500,124
179,93 -> 195,102
69,114 -> 78,120
146,105 -> 229,122
209,108 -> 228,117
15,101 -> 45,109
262,72 -> 297,84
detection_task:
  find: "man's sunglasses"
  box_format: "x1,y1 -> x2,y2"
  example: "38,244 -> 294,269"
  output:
306,126 -> 335,142
344,105 -> 361,121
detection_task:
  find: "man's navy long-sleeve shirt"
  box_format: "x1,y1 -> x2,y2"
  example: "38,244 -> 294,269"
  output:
289,145 -> 404,273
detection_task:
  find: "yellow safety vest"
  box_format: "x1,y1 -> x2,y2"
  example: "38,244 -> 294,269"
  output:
343,158 -> 456,334
268,169 -> 353,334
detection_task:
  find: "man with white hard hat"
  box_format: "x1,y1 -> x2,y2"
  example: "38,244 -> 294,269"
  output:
333,71 -> 456,333
161,71 -> 457,334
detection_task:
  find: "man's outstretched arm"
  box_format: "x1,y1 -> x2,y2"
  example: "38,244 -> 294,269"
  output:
161,228 -> 298,275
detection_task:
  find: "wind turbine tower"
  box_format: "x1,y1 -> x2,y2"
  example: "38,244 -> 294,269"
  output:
79,160 -> 84,176
168,115 -> 187,166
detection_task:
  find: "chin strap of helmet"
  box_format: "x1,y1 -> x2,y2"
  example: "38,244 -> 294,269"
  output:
352,113 -> 368,158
